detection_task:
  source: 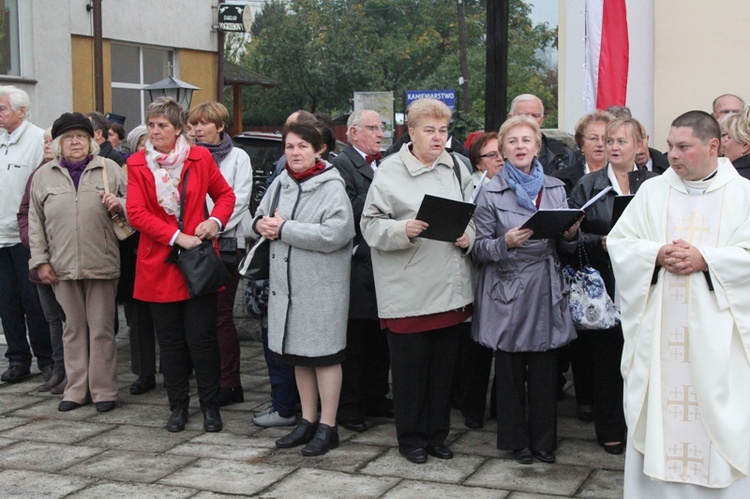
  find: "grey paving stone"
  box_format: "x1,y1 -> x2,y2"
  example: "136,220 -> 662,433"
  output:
381,479 -> 510,499
158,457 -> 295,495
192,492 -> 244,498
576,469 -> 624,498
67,480 -> 197,498
91,402 -> 199,429
449,428 -> 502,458
80,424 -> 201,453
464,458 -> 593,496
507,491 -> 572,499
0,415 -> 29,432
9,397 -> 95,421
558,415 -> 598,440
0,469 -> 94,498
347,421 -> 398,447
63,449 -> 196,483
0,393 -> 46,414
261,467 -> 400,498
0,441 -> 104,472
0,437 -> 15,448
189,430 -> 276,448
116,385 -> 170,406
360,448 -> 487,484
167,440 -> 271,461
555,438 -> 625,471
0,419 -> 115,444
264,443 -> 388,473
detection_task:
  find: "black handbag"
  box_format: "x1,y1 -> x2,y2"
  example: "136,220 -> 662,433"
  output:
238,185 -> 281,281
174,169 -> 230,297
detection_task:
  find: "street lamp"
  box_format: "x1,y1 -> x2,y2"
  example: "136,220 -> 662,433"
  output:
143,76 -> 201,110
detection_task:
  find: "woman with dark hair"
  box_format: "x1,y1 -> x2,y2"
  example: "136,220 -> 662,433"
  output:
254,122 -> 354,456
126,97 -> 236,433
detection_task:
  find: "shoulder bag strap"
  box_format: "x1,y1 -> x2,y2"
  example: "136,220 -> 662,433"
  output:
450,152 -> 462,185
269,184 -> 282,215
178,168 -> 190,232
101,160 -> 110,195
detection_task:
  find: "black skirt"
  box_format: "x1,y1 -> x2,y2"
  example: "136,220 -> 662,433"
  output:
274,349 -> 346,367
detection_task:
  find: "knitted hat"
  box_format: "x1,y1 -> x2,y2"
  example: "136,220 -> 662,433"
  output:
51,112 -> 95,140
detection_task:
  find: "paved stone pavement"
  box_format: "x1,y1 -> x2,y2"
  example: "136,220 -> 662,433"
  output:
0,317 -> 624,498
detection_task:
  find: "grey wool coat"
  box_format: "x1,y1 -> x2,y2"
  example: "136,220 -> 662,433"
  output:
253,166 -> 355,358
471,172 -> 577,352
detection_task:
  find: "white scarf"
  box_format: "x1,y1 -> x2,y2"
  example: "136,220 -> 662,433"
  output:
144,135 -> 190,217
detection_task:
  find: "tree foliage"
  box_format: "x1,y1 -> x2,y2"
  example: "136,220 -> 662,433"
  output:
232,0 -> 558,129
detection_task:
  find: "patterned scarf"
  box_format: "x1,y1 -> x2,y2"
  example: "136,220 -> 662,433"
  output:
285,160 -> 327,183
502,159 -> 544,211
60,154 -> 93,190
196,132 -> 233,165
144,135 -> 191,217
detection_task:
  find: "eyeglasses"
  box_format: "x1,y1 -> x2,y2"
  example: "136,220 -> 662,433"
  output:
479,151 -> 501,160
361,124 -> 386,133
61,132 -> 89,143
584,135 -> 605,144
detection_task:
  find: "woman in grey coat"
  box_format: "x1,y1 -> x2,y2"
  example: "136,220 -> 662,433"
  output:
254,122 -> 354,457
472,116 -> 578,465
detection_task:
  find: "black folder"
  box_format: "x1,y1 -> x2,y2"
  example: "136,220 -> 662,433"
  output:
521,209 -> 584,239
415,194 -> 476,242
611,195 -> 634,227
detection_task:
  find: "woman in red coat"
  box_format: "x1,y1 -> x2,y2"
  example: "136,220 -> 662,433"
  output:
126,97 -> 235,433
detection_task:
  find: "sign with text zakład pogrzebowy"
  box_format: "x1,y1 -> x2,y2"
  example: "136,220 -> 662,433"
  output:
406,90 -> 456,111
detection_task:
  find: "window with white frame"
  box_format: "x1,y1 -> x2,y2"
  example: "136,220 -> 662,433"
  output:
0,0 -> 20,76
110,43 -> 174,132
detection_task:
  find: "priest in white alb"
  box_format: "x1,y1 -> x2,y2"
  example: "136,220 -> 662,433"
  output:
608,110 -> 750,498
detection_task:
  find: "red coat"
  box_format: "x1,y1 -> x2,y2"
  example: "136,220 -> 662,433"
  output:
126,146 -> 236,302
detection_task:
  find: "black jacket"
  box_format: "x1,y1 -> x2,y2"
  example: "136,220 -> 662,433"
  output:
331,145 -> 378,320
550,150 -> 586,197
539,134 -> 577,175
732,154 -> 750,181
99,140 -> 125,166
567,167 -> 658,297
648,147 -> 670,174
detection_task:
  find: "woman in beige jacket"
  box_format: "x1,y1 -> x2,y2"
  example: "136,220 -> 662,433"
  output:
29,112 -> 126,413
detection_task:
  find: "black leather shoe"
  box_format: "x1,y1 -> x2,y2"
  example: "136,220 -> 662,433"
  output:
129,375 -> 156,395
95,401 -> 116,413
338,417 -> 368,432
464,415 -> 484,429
202,407 -> 223,432
276,419 -> 318,448
1,365 -> 30,383
41,364 -> 54,382
401,448 -> 428,464
533,450 -> 556,463
426,444 -> 454,460
218,387 -> 245,406
512,447 -> 533,465
166,406 -> 189,432
301,423 -> 339,456
603,442 -> 624,455
38,372 -> 65,392
577,404 -> 595,422
58,400 -> 83,412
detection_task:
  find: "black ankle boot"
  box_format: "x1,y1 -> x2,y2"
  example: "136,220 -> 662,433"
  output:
218,386 -> 244,406
301,423 -> 339,456
276,419 -> 318,448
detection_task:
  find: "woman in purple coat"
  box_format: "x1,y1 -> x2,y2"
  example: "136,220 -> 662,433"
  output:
471,116 -> 578,465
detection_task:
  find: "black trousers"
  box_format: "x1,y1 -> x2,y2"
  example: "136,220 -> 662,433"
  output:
338,318 -> 391,421
457,335 -> 495,420
588,326 -> 626,444
129,299 -> 156,377
150,294 -> 220,410
387,324 -> 461,453
495,348 -> 558,452
569,331 -> 595,406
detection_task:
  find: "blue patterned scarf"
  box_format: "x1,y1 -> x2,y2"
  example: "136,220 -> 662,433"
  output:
502,159 -> 544,211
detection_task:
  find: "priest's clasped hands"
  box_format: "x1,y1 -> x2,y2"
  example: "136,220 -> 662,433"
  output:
656,239 -> 708,275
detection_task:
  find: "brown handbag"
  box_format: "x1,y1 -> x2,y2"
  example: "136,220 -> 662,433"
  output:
101,162 -> 135,240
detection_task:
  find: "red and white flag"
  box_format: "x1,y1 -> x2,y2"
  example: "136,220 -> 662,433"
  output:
585,0 -> 630,111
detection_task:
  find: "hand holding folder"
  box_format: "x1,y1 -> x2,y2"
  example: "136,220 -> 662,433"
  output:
415,194 -> 476,242
520,186 -> 612,240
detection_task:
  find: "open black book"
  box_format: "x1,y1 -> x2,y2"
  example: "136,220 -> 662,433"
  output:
520,186 -> 612,240
415,194 -> 476,242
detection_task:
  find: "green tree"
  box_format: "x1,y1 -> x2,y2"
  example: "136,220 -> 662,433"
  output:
233,0 -> 558,129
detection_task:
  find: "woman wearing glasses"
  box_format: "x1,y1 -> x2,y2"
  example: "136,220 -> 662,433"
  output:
29,112 -> 127,413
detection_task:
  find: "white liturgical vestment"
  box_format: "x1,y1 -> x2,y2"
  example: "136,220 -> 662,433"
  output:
608,159 -> 750,497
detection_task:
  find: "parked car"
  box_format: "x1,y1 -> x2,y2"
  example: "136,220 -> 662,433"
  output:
232,131 -> 284,216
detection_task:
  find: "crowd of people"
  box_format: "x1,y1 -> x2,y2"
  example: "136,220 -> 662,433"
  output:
2,83 -> 750,495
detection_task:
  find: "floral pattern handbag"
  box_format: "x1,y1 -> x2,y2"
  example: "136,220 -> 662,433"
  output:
563,246 -> 620,330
